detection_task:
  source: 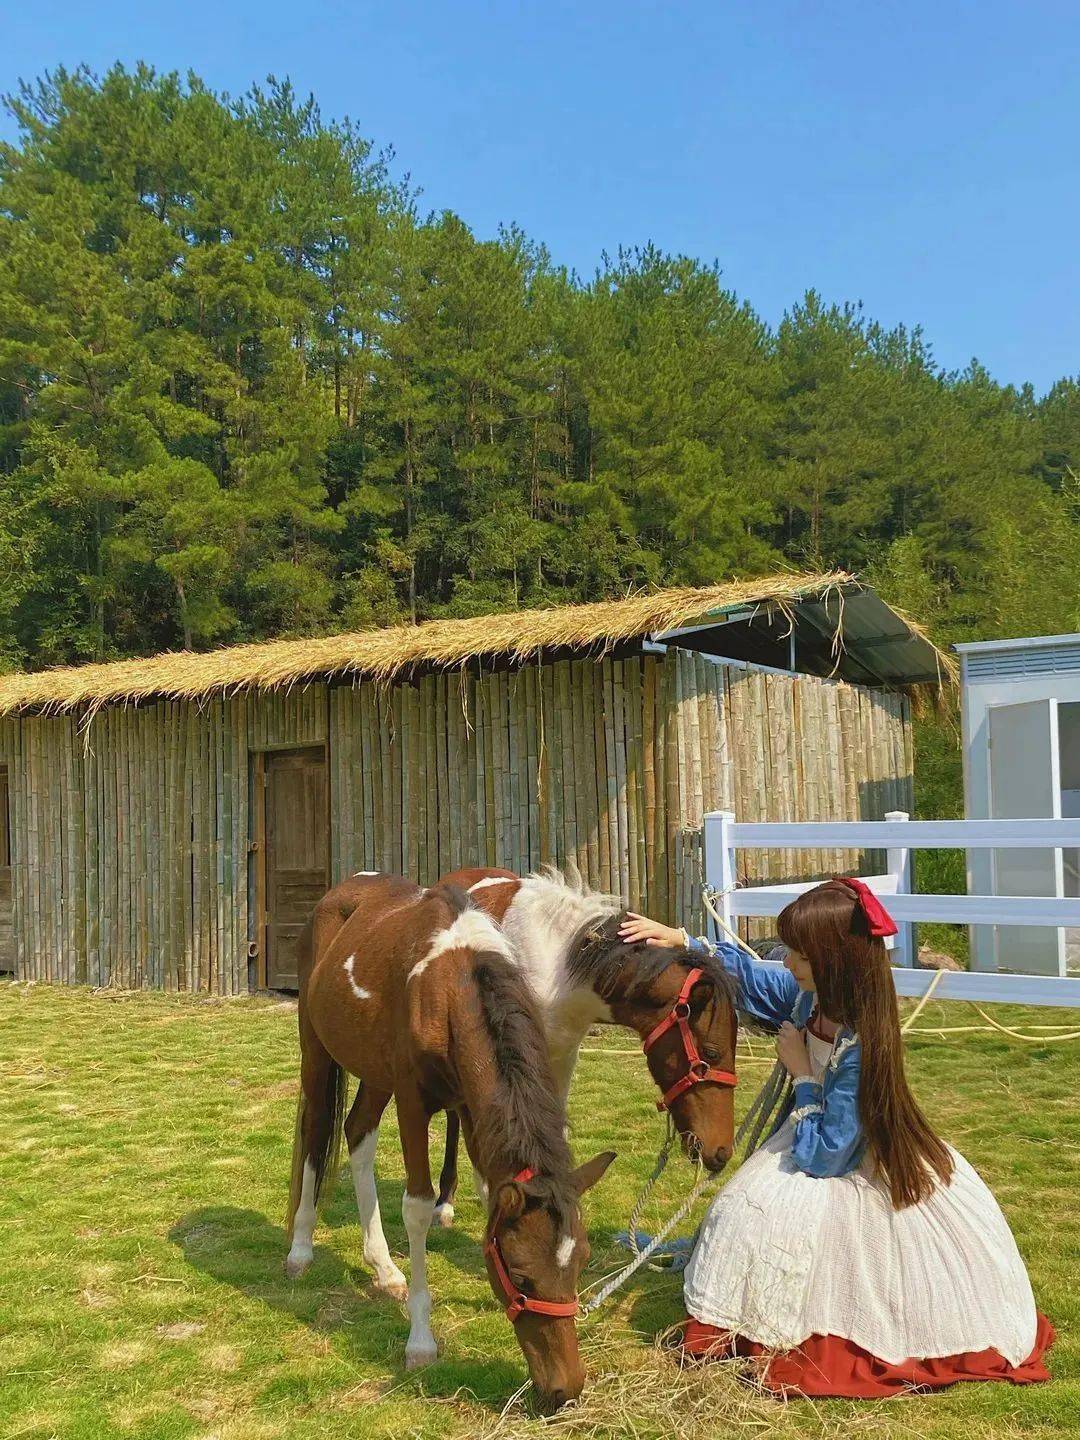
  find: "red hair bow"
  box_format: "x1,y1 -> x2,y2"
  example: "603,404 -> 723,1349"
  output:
835,876 -> 898,938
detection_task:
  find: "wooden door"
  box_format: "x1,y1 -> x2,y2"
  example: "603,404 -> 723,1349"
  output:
0,767 -> 11,973
264,748 -> 328,990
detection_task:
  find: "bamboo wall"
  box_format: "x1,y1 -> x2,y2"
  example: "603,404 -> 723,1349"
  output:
1,687 -> 327,990
329,651 -> 911,924
0,651 -> 910,991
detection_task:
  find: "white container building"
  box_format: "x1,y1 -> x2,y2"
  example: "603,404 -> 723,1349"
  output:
955,633 -> 1080,976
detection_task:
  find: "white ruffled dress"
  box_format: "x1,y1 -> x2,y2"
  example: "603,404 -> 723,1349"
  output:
683,1031 -> 1042,1371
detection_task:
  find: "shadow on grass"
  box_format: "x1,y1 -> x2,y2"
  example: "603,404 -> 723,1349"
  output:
169,1205 -> 527,1411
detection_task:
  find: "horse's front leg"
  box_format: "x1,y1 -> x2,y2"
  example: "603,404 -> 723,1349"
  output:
397,1089 -> 438,1369
549,1039 -> 581,1140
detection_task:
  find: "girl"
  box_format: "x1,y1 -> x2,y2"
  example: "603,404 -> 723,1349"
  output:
619,878 -> 1054,1398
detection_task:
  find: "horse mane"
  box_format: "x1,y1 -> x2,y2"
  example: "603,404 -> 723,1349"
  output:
471,947 -> 577,1222
566,911 -> 740,1010
517,863 -> 623,950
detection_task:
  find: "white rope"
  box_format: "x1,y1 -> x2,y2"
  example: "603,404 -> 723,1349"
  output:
625,1114 -> 680,1270
581,1163 -> 721,1315
900,963 -> 945,1031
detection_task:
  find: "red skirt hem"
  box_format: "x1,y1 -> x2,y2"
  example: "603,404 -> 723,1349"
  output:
679,1313 -> 1055,1397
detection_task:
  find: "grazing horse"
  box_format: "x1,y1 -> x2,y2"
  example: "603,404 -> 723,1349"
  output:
285,874 -> 615,1411
308,866 -> 739,1224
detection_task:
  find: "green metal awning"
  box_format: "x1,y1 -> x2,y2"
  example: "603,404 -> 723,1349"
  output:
651,583 -> 946,688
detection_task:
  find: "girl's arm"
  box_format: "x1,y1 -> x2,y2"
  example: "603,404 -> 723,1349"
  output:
685,934 -> 799,1030
788,1041 -> 864,1178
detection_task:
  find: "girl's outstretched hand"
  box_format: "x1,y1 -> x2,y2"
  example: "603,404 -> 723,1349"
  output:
776,1021 -> 813,1081
617,912 -> 685,949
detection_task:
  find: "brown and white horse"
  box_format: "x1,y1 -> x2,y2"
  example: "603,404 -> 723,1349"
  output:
285,873 -> 614,1411
309,865 -> 740,1224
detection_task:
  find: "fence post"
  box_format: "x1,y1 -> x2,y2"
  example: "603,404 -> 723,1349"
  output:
885,810 -> 914,966
703,810 -> 736,945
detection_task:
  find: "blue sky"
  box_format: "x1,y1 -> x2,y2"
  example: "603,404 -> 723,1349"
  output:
4,1 -> 1078,393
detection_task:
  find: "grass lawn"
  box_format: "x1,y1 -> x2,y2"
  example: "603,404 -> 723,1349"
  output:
1,982 -> 1077,1440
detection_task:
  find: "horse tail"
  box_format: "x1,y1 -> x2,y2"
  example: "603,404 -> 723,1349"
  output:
285,1052 -> 349,1239
286,917 -> 349,1239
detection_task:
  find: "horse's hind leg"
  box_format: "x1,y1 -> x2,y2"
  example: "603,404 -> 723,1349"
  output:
397,1090 -> 438,1369
344,1083 -> 407,1302
458,1106 -> 489,1207
433,1110 -> 459,1229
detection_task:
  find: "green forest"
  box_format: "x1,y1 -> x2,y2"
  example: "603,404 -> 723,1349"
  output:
2,63 -> 1080,678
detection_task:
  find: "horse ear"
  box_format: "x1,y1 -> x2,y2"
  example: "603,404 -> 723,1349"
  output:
570,1151 -> 617,1195
494,1180 -> 528,1221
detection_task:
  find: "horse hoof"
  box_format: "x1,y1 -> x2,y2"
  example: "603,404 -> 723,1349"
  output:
405,1340 -> 439,1370
433,1203 -> 455,1229
284,1251 -> 312,1280
377,1273 -> 409,1303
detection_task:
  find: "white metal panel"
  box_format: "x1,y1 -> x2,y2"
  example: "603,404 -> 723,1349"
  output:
988,700 -> 1064,976
730,888 -> 1080,927
724,818 -> 1080,849
748,958 -> 1080,1009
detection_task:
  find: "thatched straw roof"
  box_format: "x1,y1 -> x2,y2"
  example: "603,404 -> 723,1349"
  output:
0,571 -> 951,718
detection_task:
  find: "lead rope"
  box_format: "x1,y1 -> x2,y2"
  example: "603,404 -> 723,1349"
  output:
582,890 -> 794,1316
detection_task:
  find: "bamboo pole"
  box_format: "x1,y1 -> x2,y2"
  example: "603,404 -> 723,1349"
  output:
476,671 -> 491,866
375,688 -> 390,872
600,662 -> 619,893
626,658 -> 647,911
574,663 -> 595,885
360,682 -> 377,864
553,662 -> 573,869
642,657 -> 659,919
583,663 -> 600,885
221,702 -> 236,993
524,666 -> 541,872
463,674 -> 479,869
505,672 -> 521,874
411,681 -> 425,882
447,675 -> 463,873
388,685 -> 402,877
538,664 -> 555,865
612,660 -> 630,901
662,657 -> 681,922
416,676 -> 432,881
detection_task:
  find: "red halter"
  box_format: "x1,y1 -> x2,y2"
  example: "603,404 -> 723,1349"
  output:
641,967 -> 738,1112
483,1168 -> 580,1322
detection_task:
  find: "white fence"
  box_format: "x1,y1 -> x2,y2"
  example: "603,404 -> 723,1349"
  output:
702,811 -> 1080,1008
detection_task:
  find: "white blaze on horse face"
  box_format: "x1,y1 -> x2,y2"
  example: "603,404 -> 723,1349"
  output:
342,954 -> 371,1001
350,1128 -> 407,1299
555,1232 -> 575,1271
408,908 -> 512,982
285,1158 -> 318,1277
402,1192 -> 438,1368
467,875 -> 516,893
353,870 -> 380,877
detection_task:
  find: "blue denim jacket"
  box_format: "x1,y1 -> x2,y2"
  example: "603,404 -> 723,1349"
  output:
687,935 -> 866,1179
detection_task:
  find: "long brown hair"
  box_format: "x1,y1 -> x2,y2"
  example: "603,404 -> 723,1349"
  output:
777,880 -> 953,1208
